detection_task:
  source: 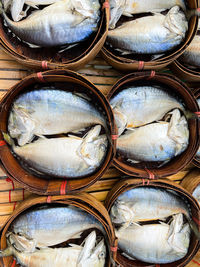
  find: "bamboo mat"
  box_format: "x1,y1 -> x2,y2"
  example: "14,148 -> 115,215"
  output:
0,48 -> 199,266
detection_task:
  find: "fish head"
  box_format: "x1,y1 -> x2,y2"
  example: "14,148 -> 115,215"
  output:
71,0 -> 100,20
6,232 -> 36,253
167,214 -> 190,255
164,6 -> 188,38
79,125 -> 108,167
8,106 -> 35,146
78,232 -> 106,267
167,109 -> 189,155
110,200 -> 135,225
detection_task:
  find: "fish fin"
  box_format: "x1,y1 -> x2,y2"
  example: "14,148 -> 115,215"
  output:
73,92 -> 91,102
70,128 -> 86,134
114,48 -> 132,55
122,252 -> 136,260
127,158 -> 140,164
2,132 -> 14,146
68,134 -> 82,140
0,246 -> 14,257
25,1 -> 39,9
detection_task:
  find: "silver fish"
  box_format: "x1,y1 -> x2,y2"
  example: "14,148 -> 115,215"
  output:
8,89 -> 106,146
7,0 -> 61,21
116,214 -> 190,264
110,187 -> 190,225
180,35 -> 200,68
9,205 -> 105,248
193,185 -> 200,205
7,125 -> 108,178
116,109 -> 189,163
109,0 -> 186,29
110,85 -> 184,135
1,231 -> 106,267
1,0 -> 100,46
107,6 -> 188,54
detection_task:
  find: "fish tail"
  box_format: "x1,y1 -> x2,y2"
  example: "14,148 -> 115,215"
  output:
187,217 -> 200,240
0,246 -> 13,257
2,132 -> 14,146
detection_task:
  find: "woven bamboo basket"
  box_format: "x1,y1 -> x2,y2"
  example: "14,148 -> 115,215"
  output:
105,178 -> 200,267
0,193 -> 117,267
101,0 -> 198,72
181,168 -> 200,202
0,0 -> 109,71
0,69 -> 116,195
170,60 -> 200,83
107,71 -> 200,178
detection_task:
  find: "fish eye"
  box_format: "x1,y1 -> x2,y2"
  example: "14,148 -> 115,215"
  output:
99,252 -> 105,259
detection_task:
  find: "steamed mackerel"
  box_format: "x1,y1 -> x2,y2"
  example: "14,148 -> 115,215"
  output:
6,0 -> 61,21
8,89 -> 106,146
109,0 -> 186,29
116,109 -> 189,163
1,0 -> 100,46
1,231 -> 106,267
116,214 -> 190,264
110,187 -> 190,225
110,85 -> 184,135
107,6 -> 188,54
9,206 -> 105,248
180,35 -> 200,68
11,125 -> 108,177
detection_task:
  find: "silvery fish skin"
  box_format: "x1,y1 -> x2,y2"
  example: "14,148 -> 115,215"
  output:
1,231 -> 106,267
109,0 -> 186,29
8,89 -> 106,146
180,35 -> 200,68
110,86 -> 184,135
11,125 -> 108,177
110,187 -> 190,225
9,205 -> 105,248
107,6 -> 188,54
1,0 -> 100,46
116,214 -> 190,264
193,185 -> 200,205
7,0 -> 61,21
116,109 -> 189,163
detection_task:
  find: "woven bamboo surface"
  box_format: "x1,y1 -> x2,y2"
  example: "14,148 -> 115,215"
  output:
0,48 -> 199,266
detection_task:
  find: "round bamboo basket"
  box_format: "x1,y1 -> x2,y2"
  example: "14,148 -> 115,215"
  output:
101,0 -> 198,72
181,169 -> 200,204
0,69 -> 116,195
105,178 -> 200,267
170,59 -> 200,83
0,0 -> 109,71
0,193 -> 117,267
107,71 -> 200,178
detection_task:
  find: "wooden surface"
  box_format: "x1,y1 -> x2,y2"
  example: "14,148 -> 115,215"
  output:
0,48 -> 199,266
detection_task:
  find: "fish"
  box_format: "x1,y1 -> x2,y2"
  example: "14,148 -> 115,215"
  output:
193,185 -> 200,205
5,125 -> 108,177
115,213 -> 190,264
179,35 -> 200,68
116,109 -> 189,164
8,89 -> 106,146
110,187 -> 190,225
109,0 -> 186,29
0,0 -> 100,46
0,231 -> 106,267
8,205 -> 105,248
107,6 -> 188,54
110,85 -> 184,135
7,0 -> 61,21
